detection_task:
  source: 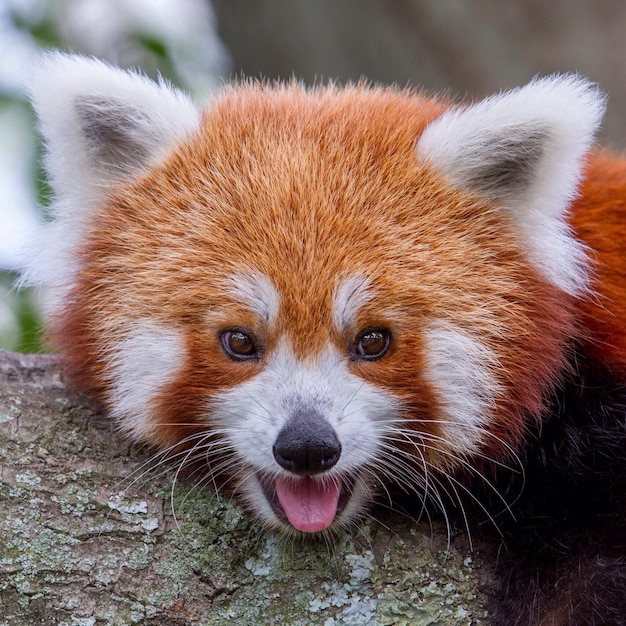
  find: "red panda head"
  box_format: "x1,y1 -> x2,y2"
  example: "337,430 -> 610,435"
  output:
24,53 -> 605,533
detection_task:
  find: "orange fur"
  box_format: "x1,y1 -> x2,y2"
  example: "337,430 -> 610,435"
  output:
50,83 -> 589,463
572,152 -> 626,376
29,57 -> 626,623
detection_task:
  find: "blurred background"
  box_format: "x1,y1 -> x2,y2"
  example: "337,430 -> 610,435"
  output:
2,0 -> 626,352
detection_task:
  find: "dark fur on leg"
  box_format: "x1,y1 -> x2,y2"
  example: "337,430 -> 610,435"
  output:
483,350 -> 626,625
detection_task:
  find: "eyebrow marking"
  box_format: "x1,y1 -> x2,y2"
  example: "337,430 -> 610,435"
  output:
333,274 -> 373,330
226,271 -> 280,325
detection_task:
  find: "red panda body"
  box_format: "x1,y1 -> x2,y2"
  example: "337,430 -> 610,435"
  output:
23,54 -> 626,624
574,154 -> 626,371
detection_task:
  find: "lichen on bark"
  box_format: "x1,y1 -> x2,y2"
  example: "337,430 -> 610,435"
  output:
0,350 -> 492,625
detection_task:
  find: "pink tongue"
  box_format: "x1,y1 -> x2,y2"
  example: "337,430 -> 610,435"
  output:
275,476 -> 341,533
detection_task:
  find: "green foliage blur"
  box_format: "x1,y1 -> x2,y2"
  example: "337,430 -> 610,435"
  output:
0,272 -> 41,353
0,0 -> 225,353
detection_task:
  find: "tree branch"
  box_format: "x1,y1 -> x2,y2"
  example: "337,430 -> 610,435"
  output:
0,350 -> 492,624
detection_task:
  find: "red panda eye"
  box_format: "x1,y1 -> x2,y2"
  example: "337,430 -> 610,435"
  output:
220,329 -> 259,360
353,328 -> 391,361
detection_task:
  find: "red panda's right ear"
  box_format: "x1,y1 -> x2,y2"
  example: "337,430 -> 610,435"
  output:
28,51 -> 200,208
21,52 -> 200,296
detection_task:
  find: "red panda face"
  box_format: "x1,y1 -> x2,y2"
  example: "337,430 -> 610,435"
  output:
25,54 -> 604,534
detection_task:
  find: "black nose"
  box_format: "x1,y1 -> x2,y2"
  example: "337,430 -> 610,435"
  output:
272,410 -> 342,475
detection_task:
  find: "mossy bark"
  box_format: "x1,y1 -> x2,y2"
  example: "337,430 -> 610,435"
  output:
0,350 -> 494,625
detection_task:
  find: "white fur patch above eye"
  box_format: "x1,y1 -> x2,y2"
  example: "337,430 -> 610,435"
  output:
333,274 -> 373,330
107,323 -> 185,440
416,75 -> 606,296
226,272 -> 280,325
422,321 -> 501,456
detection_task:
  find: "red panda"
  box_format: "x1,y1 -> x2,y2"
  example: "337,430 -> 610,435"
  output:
22,53 -> 626,624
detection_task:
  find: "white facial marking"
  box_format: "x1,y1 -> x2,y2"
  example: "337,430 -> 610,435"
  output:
208,340 -> 399,528
422,321 -> 501,456
226,272 -> 280,326
333,274 -> 373,330
108,322 -> 185,440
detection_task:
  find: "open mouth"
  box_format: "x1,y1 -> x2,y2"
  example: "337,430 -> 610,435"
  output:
258,473 -> 353,533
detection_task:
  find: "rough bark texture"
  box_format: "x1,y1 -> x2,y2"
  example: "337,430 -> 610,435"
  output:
0,350 -> 493,625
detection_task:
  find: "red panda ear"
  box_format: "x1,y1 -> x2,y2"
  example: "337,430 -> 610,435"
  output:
22,52 -> 200,298
28,52 -> 199,205
416,75 -> 606,296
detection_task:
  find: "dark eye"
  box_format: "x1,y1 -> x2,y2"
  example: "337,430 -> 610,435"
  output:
220,329 -> 259,360
353,328 -> 391,361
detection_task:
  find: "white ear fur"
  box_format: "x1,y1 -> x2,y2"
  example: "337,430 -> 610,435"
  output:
416,75 -> 606,296
30,51 -> 199,205
22,52 -> 200,301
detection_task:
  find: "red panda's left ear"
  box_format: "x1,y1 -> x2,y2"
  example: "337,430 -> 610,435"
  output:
416,75 -> 606,296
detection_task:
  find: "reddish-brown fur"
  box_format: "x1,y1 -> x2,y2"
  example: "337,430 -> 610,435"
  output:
48,82 -> 609,477
573,152 -> 626,376
30,64 -> 626,626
